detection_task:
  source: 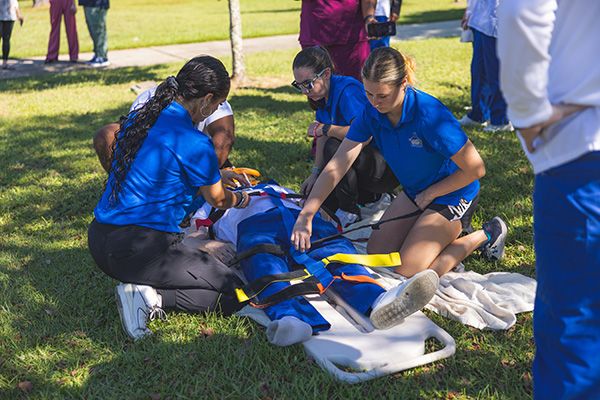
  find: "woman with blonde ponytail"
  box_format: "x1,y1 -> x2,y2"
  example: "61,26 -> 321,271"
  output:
88,56 -> 251,341
293,47 -> 508,285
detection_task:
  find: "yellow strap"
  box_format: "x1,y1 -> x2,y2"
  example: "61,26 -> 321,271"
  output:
322,252 -> 401,267
231,167 -> 261,177
235,288 -> 250,303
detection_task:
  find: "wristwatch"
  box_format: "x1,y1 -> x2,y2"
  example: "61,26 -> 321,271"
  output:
322,124 -> 332,137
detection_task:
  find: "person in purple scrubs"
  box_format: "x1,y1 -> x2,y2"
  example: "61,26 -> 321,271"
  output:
299,0 -> 377,82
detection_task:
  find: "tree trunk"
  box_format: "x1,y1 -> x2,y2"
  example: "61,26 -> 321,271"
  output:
32,0 -> 50,7
228,0 -> 246,84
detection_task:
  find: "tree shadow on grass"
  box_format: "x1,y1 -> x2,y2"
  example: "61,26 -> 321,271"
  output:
0,64 -> 180,94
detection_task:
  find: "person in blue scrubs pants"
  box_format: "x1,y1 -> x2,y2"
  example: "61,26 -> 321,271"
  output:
292,47 -> 508,279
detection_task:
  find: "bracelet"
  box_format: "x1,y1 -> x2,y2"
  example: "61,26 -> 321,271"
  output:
364,14 -> 375,22
311,170 -> 320,176
312,166 -> 321,172
234,191 -> 246,208
313,123 -> 323,138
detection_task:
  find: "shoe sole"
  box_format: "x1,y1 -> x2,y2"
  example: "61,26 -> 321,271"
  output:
486,217 -> 508,260
115,284 -> 151,340
370,270 -> 439,330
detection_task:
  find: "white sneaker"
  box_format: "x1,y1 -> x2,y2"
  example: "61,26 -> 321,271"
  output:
115,283 -> 166,340
370,269 -> 439,330
458,115 -> 486,127
335,209 -> 360,228
483,122 -> 514,132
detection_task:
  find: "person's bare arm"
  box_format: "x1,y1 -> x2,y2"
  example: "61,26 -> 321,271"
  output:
414,140 -> 485,210
205,115 -> 235,168
198,181 -> 250,210
93,122 -> 120,172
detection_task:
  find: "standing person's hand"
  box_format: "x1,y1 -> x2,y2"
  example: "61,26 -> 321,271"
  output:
364,15 -> 378,40
389,13 -> 399,23
518,104 -> 590,153
461,10 -> 470,30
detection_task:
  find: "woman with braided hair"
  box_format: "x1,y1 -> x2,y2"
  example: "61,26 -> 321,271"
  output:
88,56 -> 251,341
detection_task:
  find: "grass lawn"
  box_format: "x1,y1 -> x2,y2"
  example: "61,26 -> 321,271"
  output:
0,37 -> 535,399
12,0 -> 465,59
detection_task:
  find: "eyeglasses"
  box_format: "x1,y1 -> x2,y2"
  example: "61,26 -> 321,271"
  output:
291,69 -> 327,92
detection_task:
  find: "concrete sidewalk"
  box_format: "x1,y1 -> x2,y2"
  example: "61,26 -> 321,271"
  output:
0,20 -> 461,80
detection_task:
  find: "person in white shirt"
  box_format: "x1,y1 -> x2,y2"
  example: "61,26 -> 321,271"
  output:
0,0 -> 23,70
458,0 -> 512,133
93,87 -> 235,172
497,1 -> 599,398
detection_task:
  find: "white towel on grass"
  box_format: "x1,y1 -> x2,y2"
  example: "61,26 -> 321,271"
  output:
344,195 -> 537,330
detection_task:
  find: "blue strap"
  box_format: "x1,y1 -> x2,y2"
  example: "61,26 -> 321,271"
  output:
262,186 -> 334,288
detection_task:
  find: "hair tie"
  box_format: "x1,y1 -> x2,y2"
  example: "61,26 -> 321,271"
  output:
166,76 -> 179,91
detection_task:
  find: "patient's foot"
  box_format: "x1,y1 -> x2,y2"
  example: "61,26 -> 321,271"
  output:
369,269 -> 439,330
266,316 -> 312,346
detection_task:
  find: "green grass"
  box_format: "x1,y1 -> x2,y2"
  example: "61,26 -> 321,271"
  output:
0,38 -> 535,399
12,0 -> 465,59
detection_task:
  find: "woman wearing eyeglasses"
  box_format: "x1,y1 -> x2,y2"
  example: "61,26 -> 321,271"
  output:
292,47 -> 508,279
292,46 -> 400,226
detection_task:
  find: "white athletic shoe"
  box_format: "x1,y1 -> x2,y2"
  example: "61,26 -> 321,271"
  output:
370,269 -> 439,330
458,114 -> 487,127
335,209 -> 361,228
115,283 -> 166,340
483,122 -> 514,133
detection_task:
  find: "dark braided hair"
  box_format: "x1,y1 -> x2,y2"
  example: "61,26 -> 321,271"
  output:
292,46 -> 335,111
108,55 -> 230,207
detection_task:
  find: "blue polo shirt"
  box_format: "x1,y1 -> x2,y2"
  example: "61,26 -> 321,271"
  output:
94,101 -> 222,232
316,75 -> 368,127
347,87 -> 479,205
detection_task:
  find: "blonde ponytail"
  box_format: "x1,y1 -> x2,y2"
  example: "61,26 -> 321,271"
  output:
362,47 -> 417,88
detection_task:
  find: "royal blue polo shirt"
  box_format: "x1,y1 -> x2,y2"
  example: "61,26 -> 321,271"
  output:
316,75 -> 367,126
347,87 -> 479,205
94,101 -> 222,232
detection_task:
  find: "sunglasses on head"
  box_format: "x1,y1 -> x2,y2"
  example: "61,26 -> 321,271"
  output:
291,68 -> 327,92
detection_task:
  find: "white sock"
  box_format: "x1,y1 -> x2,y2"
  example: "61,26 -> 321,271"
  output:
266,316 -> 312,346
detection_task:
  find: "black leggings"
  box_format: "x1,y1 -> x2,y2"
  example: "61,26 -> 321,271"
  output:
88,219 -> 243,315
1,21 -> 15,61
323,137 -> 400,214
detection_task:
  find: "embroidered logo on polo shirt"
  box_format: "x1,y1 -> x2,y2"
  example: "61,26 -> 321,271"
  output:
408,132 -> 422,148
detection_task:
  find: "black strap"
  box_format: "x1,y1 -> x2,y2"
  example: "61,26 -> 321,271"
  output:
227,243 -> 290,267
310,209 -> 422,246
246,277 -> 324,308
